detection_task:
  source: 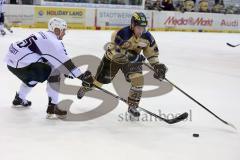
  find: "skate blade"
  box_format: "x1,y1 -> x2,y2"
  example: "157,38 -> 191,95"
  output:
127,113 -> 140,121
46,114 -> 66,120
46,114 -> 58,120
11,105 -> 30,109
56,114 -> 67,119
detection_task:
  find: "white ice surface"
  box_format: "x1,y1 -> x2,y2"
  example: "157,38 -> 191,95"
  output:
0,28 -> 240,160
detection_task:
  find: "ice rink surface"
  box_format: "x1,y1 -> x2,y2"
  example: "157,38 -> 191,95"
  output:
0,28 -> 240,160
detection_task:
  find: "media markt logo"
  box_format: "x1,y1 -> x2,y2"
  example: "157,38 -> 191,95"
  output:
38,10 -> 44,16
164,16 -> 213,26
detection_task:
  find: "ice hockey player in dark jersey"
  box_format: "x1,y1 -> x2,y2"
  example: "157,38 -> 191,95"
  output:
4,18 -> 94,119
77,12 -> 167,117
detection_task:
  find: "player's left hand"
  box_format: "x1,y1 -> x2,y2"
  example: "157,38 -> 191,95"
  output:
153,63 -> 167,81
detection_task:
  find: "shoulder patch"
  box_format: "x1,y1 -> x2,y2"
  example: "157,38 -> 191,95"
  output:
141,31 -> 156,47
114,26 -> 133,46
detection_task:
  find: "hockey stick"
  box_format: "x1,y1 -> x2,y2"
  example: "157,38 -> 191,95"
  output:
226,43 -> 240,47
143,63 -> 237,130
93,85 -> 188,124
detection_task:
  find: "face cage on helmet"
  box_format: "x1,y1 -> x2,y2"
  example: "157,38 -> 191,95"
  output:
131,17 -> 148,26
131,21 -> 148,34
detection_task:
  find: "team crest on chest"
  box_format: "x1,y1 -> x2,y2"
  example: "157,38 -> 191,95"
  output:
138,41 -> 147,48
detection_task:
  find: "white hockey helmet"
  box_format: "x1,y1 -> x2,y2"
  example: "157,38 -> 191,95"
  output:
48,17 -> 67,32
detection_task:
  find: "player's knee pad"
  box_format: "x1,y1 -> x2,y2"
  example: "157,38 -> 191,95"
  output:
95,55 -> 121,84
122,62 -> 143,82
129,73 -> 144,88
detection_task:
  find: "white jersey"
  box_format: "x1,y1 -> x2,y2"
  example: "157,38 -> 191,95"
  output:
5,31 -> 82,77
0,0 -> 5,13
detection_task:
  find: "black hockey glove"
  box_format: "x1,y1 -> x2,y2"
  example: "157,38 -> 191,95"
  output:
78,71 -> 94,88
153,63 -> 167,81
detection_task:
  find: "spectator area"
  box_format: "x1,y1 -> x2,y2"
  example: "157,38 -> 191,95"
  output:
145,0 -> 240,14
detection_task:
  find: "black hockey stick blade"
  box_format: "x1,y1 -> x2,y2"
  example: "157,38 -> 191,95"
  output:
226,43 -> 240,47
138,107 -> 188,124
166,112 -> 189,124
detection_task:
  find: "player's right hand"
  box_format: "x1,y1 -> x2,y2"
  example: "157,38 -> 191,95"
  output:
79,71 -> 94,88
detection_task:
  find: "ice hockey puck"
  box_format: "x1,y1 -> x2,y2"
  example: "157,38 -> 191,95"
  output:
193,133 -> 199,137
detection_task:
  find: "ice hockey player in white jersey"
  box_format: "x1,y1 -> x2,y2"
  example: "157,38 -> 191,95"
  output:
4,17 -> 94,119
0,0 -> 6,35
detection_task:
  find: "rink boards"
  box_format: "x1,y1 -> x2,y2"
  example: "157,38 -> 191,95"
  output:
4,4 -> 240,33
